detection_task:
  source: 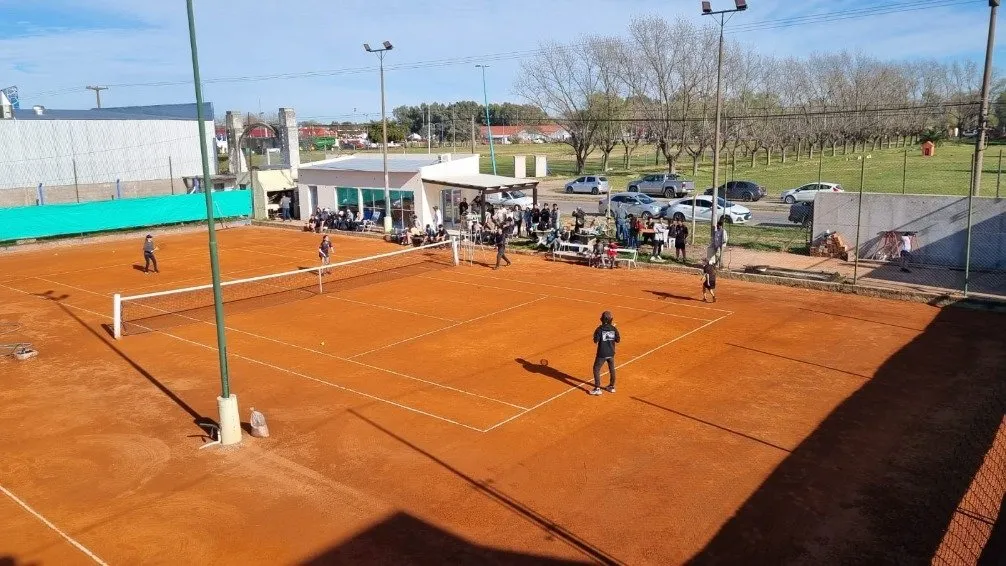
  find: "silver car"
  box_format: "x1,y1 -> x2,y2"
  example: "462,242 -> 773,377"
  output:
606,192 -> 664,220
565,175 -> 610,195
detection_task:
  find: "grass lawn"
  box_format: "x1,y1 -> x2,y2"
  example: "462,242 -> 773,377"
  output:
314,141 -> 1003,199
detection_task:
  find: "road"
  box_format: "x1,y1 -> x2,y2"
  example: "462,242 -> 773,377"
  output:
541,196 -> 792,227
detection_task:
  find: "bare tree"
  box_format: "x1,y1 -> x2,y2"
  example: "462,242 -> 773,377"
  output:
626,16 -> 706,174
589,37 -> 627,172
515,41 -> 602,174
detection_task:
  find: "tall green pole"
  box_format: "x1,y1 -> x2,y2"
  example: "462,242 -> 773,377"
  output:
187,0 -> 232,399
478,65 -> 497,175
853,156 -> 867,285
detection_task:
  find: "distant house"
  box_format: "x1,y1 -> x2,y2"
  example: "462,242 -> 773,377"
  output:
479,123 -> 570,144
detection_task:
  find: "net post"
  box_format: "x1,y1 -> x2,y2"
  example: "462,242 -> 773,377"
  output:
451,236 -> 460,266
112,293 -> 122,340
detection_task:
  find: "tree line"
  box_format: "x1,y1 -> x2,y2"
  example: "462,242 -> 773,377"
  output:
514,15 -> 1005,175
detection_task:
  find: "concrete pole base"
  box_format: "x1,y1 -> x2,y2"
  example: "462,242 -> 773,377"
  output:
383,215 -> 393,233
217,394 -> 242,446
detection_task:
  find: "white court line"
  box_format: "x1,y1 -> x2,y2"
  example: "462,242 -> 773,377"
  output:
349,296 -> 549,359
449,269 -> 734,314
481,314 -> 731,433
420,274 -> 720,323
153,328 -> 490,432
24,277 -> 524,417
0,484 -> 109,565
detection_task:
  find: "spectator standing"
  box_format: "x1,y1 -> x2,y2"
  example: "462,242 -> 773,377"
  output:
673,219 -> 689,262
523,206 -> 533,238
433,205 -> 443,228
651,219 -> 667,262
550,204 -> 560,230
459,198 -> 469,218
531,205 -> 541,232
590,311 -> 620,396
615,205 -> 628,242
627,214 -> 640,248
279,194 -> 292,221
899,232 -> 914,273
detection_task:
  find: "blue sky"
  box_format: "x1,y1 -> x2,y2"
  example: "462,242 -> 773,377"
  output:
0,0 -> 998,120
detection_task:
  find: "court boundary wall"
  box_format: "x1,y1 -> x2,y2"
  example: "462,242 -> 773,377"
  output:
0,190 -> 252,243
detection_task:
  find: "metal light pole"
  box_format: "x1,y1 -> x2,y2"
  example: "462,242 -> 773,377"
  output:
702,0 -> 747,239
365,41 -> 394,232
476,64 -> 497,175
186,0 -> 240,446
972,0 -> 999,197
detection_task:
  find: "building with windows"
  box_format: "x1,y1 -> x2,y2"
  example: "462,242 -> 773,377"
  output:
296,153 -> 538,230
479,124 -> 570,144
0,103 -> 216,207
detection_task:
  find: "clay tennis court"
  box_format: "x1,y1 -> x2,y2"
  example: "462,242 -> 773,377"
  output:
1,225 -> 1003,565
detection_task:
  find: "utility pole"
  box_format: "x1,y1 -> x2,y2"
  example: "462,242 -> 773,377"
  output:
702,0 -> 747,239
471,115 -> 476,154
86,85 -> 108,109
972,0 -> 1000,197
452,109 -> 456,150
427,104 -> 432,154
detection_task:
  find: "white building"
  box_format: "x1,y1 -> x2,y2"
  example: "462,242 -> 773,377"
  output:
297,153 -> 538,230
0,103 -> 216,206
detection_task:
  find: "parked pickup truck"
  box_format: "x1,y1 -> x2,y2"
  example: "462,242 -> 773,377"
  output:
626,173 -> 694,198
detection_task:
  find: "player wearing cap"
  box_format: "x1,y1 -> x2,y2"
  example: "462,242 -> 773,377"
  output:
590,311 -> 620,396
142,234 -> 159,274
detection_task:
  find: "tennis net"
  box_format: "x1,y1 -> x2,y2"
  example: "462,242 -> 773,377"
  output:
113,238 -> 459,338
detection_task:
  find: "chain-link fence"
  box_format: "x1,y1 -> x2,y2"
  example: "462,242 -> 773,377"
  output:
808,191 -> 1006,299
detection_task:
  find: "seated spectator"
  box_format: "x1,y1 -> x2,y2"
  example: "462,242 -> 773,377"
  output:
605,241 -> 618,268
424,224 -> 435,244
408,225 -> 424,246
436,224 -> 448,242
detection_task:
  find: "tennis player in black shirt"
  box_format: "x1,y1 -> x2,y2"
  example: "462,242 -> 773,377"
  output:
493,228 -> 511,269
142,234 -> 159,274
590,311 -> 620,396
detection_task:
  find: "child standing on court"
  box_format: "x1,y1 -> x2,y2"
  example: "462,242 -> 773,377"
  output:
701,258 -> 717,303
142,234 -> 159,274
590,311 -> 620,396
318,234 -> 333,275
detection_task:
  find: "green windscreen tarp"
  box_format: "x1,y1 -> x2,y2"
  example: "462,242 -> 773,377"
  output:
0,190 -> 252,242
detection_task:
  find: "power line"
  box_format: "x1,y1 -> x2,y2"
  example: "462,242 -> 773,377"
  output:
21,0 -> 982,101
730,0 -> 981,33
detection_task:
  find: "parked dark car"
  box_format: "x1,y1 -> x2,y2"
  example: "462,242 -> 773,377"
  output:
703,180 -> 767,202
788,201 -> 813,227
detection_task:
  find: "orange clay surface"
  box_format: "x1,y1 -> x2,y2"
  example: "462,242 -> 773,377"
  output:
0,225 -> 1003,565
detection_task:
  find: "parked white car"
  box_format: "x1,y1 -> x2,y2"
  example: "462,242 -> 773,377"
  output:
485,190 -> 534,208
564,175 -> 610,195
780,182 -> 843,204
661,196 -> 751,224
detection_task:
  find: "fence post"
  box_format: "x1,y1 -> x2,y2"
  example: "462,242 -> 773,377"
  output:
116,178 -> 122,200
73,158 -> 80,203
902,146 -> 908,194
169,156 -> 175,195
964,166 -> 977,297
997,149 -> 1002,199
37,183 -> 45,206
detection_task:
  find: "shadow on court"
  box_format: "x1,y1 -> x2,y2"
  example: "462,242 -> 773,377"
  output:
0,556 -> 39,566
515,358 -> 590,390
645,290 -> 700,302
48,295 -> 212,438
686,305 -> 1006,564
299,511 -> 591,566
331,410 -> 617,565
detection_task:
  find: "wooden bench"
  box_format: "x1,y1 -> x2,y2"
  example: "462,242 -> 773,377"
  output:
552,241 -> 592,265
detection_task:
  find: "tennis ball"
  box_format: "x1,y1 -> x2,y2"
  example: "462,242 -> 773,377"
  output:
321,341 -> 325,346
